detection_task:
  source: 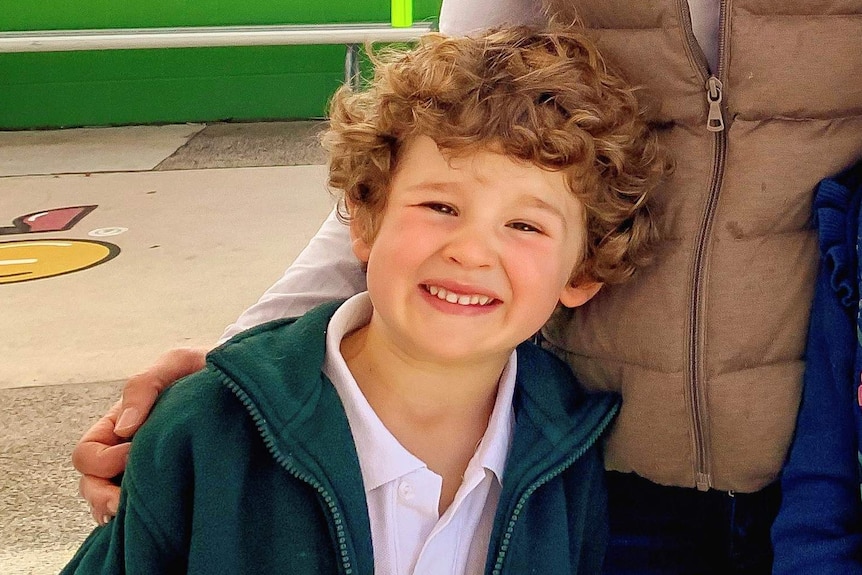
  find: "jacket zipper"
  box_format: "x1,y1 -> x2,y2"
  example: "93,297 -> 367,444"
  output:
221,377 -> 357,575
488,402 -> 619,575
686,0 -> 729,492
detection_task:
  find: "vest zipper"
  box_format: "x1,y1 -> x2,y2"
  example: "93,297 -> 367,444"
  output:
221,376 -> 358,575
488,402 -> 619,575
706,77 -> 725,132
688,1 -> 729,492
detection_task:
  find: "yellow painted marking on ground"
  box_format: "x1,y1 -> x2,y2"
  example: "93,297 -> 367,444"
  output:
0,240 -> 117,284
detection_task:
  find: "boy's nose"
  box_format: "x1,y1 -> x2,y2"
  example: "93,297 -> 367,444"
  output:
443,224 -> 497,268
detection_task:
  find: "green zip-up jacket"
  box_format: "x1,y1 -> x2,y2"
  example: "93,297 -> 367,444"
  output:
62,301 -> 619,575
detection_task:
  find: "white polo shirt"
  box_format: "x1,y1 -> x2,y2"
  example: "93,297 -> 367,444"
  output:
322,293 -> 517,575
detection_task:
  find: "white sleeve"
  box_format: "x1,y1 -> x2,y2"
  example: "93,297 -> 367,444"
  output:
439,0 -> 546,36
218,208 -> 367,343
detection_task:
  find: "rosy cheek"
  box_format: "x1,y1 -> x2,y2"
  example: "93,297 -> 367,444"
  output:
507,254 -> 556,292
512,239 -> 564,269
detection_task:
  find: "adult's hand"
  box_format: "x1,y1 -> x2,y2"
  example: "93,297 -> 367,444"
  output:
71,347 -> 208,524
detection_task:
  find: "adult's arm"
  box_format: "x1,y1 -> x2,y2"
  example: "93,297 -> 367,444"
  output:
771,174 -> 862,574
439,0 -> 545,36
219,208 -> 366,342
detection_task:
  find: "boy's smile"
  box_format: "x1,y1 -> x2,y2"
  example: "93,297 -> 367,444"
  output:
350,135 -> 600,368
425,283 -> 496,308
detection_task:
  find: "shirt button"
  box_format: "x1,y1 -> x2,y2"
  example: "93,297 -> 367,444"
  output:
398,481 -> 415,501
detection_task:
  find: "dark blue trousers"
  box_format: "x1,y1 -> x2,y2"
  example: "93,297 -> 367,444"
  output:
602,471 -> 781,575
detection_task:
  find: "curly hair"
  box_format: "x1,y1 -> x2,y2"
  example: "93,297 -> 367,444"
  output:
323,26 -> 669,284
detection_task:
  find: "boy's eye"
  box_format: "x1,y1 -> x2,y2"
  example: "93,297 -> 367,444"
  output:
420,202 -> 457,215
508,221 -> 542,233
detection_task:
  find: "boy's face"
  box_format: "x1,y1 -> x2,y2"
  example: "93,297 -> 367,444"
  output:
351,135 -> 600,365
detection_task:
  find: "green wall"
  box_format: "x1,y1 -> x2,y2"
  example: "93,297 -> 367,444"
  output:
0,1 -> 441,129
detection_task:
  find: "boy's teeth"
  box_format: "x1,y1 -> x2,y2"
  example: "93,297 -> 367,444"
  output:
427,285 -> 492,306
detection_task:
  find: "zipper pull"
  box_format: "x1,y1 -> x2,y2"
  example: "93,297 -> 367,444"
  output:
706,76 -> 725,132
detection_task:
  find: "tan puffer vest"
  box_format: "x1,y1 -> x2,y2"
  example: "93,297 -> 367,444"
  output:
542,0 -> 862,492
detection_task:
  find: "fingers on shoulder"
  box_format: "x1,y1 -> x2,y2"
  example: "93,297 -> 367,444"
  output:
72,439 -> 131,478
79,475 -> 121,525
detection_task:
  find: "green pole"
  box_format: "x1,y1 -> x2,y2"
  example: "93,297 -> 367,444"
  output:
391,0 -> 412,28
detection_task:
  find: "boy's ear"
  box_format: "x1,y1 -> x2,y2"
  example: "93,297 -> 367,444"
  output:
559,280 -> 603,308
349,216 -> 372,264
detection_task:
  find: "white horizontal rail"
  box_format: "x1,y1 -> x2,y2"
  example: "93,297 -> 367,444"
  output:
0,22 -> 436,53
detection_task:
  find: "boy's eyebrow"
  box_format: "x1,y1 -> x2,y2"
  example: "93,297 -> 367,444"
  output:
402,181 -> 457,193
518,195 -> 569,225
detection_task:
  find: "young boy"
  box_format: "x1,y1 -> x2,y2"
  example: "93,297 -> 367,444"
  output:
62,27 -> 666,575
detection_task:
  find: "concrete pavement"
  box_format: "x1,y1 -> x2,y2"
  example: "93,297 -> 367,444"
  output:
0,121 -> 331,573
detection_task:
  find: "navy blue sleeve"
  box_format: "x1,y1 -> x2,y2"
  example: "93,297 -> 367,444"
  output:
772,170 -> 862,574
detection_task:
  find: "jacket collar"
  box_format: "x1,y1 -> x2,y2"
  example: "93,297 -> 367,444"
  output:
503,343 -> 619,498
208,300 -> 615,471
